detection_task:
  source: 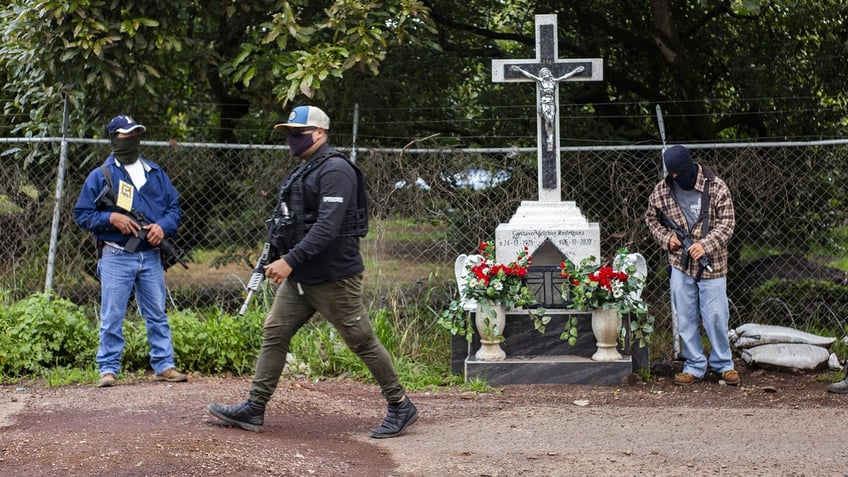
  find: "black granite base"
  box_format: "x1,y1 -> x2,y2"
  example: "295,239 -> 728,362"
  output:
451,310 -> 649,385
465,355 -> 632,386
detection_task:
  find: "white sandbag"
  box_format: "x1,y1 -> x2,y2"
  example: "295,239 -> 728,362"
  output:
740,343 -> 831,371
732,323 -> 836,349
827,353 -> 842,371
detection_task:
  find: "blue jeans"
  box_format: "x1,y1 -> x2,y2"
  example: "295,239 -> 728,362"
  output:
96,246 -> 177,376
670,267 -> 733,378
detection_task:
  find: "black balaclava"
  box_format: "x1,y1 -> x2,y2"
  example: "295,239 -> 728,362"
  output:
663,145 -> 698,190
110,135 -> 141,164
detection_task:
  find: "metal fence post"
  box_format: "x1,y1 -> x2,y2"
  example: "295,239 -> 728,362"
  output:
350,103 -> 359,164
45,96 -> 70,295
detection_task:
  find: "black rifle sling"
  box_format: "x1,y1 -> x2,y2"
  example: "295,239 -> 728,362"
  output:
95,163 -> 116,259
101,160 -> 137,192
699,166 -> 714,240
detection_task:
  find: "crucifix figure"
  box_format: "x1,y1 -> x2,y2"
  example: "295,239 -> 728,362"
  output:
509,65 -> 585,152
492,14 -> 603,202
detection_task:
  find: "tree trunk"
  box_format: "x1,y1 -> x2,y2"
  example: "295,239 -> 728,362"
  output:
651,0 -> 715,140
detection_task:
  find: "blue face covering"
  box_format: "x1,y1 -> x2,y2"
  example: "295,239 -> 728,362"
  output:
664,145 -> 698,190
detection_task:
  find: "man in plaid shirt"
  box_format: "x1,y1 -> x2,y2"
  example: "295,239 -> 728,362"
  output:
645,145 -> 739,386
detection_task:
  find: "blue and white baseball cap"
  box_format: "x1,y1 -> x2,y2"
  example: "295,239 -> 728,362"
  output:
274,106 -> 330,131
107,115 -> 146,135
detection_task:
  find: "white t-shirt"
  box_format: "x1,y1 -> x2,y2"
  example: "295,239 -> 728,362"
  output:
124,159 -> 147,189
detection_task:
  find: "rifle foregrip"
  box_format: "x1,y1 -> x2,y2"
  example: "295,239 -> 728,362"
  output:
239,271 -> 265,316
245,270 -> 265,292
239,242 -> 273,315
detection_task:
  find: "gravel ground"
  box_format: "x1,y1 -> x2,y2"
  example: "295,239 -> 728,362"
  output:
2,362 -> 848,477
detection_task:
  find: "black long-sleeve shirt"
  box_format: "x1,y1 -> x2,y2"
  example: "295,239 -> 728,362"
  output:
283,144 -> 364,284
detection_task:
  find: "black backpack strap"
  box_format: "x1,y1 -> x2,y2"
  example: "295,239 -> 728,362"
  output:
95,162 -> 115,260
100,162 -> 114,190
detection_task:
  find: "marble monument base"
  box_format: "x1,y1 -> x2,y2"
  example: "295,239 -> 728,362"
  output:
465,354 -> 632,386
452,310 -> 648,386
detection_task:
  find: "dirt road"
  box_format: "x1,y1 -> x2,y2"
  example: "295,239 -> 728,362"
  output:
2,366 -> 847,476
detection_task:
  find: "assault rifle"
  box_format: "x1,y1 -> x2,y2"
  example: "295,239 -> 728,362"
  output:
237,204 -> 291,316
94,186 -> 188,270
660,211 -> 713,279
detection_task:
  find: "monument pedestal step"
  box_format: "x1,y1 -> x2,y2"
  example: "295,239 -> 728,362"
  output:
451,312 -> 649,383
465,354 -> 632,386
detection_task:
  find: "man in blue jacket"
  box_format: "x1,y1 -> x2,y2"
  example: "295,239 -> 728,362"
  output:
208,105 -> 418,438
74,115 -> 187,388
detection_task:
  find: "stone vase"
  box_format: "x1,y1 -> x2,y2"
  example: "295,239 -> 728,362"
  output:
591,308 -> 623,361
474,301 -> 507,361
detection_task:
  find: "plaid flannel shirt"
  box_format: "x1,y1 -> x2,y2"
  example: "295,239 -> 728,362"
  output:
645,165 -> 735,279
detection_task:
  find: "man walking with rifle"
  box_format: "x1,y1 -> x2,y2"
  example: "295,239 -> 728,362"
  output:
74,115 -> 187,388
645,145 -> 739,387
208,105 -> 418,438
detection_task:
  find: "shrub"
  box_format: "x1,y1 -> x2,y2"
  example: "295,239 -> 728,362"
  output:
169,309 -> 263,374
118,308 -> 263,375
0,293 -> 96,376
752,279 -> 848,329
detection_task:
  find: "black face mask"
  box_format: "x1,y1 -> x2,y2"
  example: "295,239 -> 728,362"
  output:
287,130 -> 316,157
111,135 -> 141,163
664,145 -> 698,191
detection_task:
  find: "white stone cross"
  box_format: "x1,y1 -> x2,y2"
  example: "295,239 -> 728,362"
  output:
492,14 -> 603,202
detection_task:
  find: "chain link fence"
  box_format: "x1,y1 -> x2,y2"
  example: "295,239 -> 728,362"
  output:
1,135 -> 846,335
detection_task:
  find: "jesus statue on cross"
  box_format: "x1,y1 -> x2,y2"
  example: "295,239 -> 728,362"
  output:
509,65 -> 585,152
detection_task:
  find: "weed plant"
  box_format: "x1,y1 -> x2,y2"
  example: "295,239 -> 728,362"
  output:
0,293 -> 95,378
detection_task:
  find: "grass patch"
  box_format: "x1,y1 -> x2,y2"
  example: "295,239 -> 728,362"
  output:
826,225 -> 848,270
364,258 -> 453,288
41,366 -> 99,387
737,244 -> 784,262
815,370 -> 844,384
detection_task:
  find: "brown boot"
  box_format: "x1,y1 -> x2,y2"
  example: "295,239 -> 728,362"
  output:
674,372 -> 700,386
721,369 -> 740,386
154,368 -> 187,382
97,373 -> 116,388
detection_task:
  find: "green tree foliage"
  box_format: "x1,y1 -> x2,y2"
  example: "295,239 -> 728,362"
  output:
0,0 -> 436,141
405,0 -> 848,144
1,1 -> 846,143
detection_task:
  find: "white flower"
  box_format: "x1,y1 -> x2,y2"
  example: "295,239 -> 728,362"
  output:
612,282 -> 625,299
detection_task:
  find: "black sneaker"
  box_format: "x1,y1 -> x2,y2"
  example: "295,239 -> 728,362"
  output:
370,395 -> 419,439
208,400 -> 266,432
